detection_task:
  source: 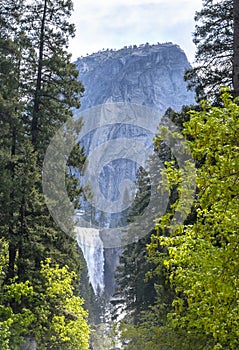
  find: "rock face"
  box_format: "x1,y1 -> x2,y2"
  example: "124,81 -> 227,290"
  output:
76,42 -> 194,113
75,43 -> 195,297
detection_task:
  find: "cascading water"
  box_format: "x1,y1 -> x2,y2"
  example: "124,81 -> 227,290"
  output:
76,226 -> 105,294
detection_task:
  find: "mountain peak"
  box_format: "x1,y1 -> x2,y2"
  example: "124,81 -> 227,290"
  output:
76,42 -> 195,113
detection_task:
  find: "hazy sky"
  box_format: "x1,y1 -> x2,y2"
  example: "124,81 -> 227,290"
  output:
69,0 -> 203,63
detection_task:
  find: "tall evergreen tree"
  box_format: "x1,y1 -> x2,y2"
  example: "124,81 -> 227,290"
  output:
23,0 -> 84,153
0,0 -> 89,347
0,0 -> 31,281
186,0 -> 239,99
114,235 -> 157,325
113,151 -> 168,326
233,0 -> 239,95
0,0 -> 85,282
185,0 -> 233,100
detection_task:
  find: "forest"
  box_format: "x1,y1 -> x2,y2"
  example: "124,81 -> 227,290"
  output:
0,0 -> 239,349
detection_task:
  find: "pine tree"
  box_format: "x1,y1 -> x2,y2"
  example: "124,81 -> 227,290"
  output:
23,0 -> 84,153
0,0 -> 32,281
186,0 -> 239,99
113,162 -> 160,326
114,234 -> 157,325
233,0 -> 239,95
0,1 -> 90,347
0,0 -> 85,282
185,0 -> 233,100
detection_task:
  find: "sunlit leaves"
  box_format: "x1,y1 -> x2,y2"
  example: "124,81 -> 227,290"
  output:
151,90 -> 239,349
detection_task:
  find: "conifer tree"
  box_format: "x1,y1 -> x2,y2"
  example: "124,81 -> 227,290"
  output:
185,0 -> 233,100
0,0 -> 85,282
233,0 -> 239,95
23,0 -> 84,153
185,0 -> 239,99
0,1 -> 90,347
0,0 -> 31,281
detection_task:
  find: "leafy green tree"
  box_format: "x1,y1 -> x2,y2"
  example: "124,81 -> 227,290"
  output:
233,0 -> 239,95
0,244 -> 90,349
0,238 -> 36,350
149,89 -> 239,349
33,259 -> 90,350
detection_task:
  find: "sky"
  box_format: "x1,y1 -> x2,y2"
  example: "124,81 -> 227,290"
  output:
69,0 -> 203,64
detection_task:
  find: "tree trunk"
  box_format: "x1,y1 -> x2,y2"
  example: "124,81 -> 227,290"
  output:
233,0 -> 239,96
31,0 -> 48,146
7,243 -> 17,280
7,126 -> 17,280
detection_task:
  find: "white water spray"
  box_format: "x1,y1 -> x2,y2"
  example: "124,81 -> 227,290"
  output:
76,226 -> 105,294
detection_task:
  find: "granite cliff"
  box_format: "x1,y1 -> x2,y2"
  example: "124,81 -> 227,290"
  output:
76,42 -> 194,112
75,43 -> 195,297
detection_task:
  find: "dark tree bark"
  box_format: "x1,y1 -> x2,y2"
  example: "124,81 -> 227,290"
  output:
184,0 -> 233,102
7,127 -> 17,280
31,0 -> 47,147
233,0 -> 239,96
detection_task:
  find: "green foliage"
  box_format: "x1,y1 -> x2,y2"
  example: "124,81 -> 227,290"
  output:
0,244 -> 90,349
0,239 -> 35,350
119,90 -> 239,349
113,148 -> 173,348
34,259 -> 90,350
0,0 -> 90,348
113,161 -> 161,327
185,0 -> 233,101
150,89 -> 239,349
0,0 -> 85,280
114,233 -> 157,325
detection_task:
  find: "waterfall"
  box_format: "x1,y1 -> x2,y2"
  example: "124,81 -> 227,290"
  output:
76,226 -> 105,294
